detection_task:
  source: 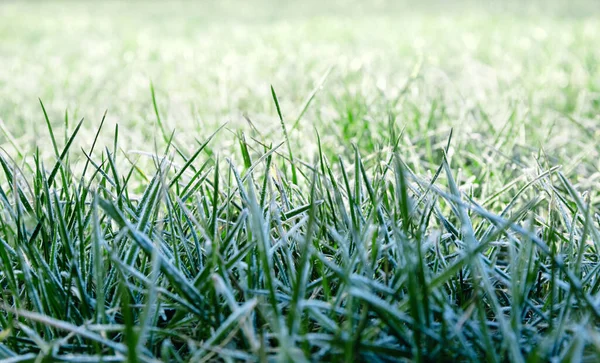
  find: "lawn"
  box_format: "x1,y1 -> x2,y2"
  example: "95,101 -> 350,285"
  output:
1,1 -> 600,361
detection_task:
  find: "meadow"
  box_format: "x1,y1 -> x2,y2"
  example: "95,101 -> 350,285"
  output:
1,1 -> 600,361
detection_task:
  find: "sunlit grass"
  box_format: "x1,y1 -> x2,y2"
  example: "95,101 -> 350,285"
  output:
1,1 -> 600,361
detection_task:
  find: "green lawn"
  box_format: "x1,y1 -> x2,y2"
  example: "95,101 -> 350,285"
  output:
1,1 -> 600,361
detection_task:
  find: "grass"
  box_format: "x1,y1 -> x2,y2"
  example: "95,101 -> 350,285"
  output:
1,0 -> 600,361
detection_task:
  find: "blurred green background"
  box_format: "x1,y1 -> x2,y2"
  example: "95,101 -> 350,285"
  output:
0,0 -> 599,186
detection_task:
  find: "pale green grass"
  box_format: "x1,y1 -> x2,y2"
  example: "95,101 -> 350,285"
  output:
0,1 -> 600,362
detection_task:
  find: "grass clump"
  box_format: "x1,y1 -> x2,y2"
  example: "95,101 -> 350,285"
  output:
1,1 -> 600,361
0,97 -> 599,361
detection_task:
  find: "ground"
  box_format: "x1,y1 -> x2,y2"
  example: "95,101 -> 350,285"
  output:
0,1 -> 599,362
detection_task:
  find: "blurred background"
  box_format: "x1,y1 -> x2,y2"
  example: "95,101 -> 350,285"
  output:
0,0 -> 599,185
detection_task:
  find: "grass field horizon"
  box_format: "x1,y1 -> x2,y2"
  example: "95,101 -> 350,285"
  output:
1,1 -> 600,362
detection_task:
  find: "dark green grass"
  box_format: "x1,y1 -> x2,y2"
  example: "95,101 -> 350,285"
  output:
1,1 -> 600,362
0,95 -> 599,362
